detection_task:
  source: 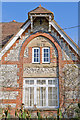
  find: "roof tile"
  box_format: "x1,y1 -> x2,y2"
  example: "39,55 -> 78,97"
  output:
0,22 -> 23,47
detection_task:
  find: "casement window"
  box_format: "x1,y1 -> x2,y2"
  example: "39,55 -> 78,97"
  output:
23,78 -> 59,109
32,48 -> 40,63
42,47 -> 50,63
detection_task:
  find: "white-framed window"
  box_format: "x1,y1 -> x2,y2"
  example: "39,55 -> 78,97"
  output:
42,47 -> 50,63
23,78 -> 59,109
32,47 -> 40,63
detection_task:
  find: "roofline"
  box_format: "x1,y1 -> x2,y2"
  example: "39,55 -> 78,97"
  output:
20,19 -> 30,28
53,20 -> 79,50
0,17 -> 79,60
1,19 -> 30,51
0,20 -> 31,60
28,6 -> 53,14
28,6 -> 54,19
51,20 -> 80,55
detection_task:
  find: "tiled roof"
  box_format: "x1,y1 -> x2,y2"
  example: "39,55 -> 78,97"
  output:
0,22 -> 23,47
29,4 -> 53,14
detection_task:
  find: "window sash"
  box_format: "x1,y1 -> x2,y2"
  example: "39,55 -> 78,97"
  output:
42,47 -> 50,63
32,48 -> 40,63
23,78 -> 59,108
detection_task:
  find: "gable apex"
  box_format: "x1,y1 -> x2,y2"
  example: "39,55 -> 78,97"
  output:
28,5 -> 54,19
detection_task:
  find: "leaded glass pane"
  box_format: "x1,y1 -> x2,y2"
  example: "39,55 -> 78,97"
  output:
37,80 -> 46,85
25,87 -> 34,106
48,80 -> 57,85
24,78 -> 58,107
37,87 -> 46,106
48,87 -> 58,106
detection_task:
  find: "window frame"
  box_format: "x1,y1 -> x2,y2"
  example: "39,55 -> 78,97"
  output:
42,47 -> 50,63
32,47 -> 40,63
23,78 -> 59,109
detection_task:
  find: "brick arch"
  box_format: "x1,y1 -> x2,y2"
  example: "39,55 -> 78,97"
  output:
19,32 -> 63,108
20,32 -> 62,62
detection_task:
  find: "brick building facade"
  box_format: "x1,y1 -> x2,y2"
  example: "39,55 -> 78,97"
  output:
0,5 -> 80,118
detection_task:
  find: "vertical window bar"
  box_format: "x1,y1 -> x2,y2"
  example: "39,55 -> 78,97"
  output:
57,78 -> 59,108
34,79 -> 36,105
46,79 -> 48,106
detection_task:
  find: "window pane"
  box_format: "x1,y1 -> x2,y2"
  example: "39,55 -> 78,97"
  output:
37,54 -> 39,57
30,87 -> 34,106
37,58 -> 38,62
34,54 -> 36,57
25,80 -> 34,85
48,87 -> 58,106
25,80 -> 29,84
44,49 -> 48,52
48,80 -> 52,85
25,87 -> 34,106
37,87 -> 46,106
47,58 -> 49,61
48,80 -> 57,85
37,80 -> 46,85
30,80 -> 34,84
34,49 -> 36,52
25,88 -> 29,106
48,100 -> 58,106
34,58 -> 37,62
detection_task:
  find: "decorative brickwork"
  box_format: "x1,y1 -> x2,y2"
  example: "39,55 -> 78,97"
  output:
51,30 -> 78,61
23,67 -> 58,77
5,35 -> 29,61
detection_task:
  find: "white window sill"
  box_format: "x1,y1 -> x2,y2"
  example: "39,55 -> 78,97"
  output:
42,62 -> 50,64
32,62 -> 40,64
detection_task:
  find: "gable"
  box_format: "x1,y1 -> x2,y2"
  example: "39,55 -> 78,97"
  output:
0,6 -> 80,61
0,20 -> 31,60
